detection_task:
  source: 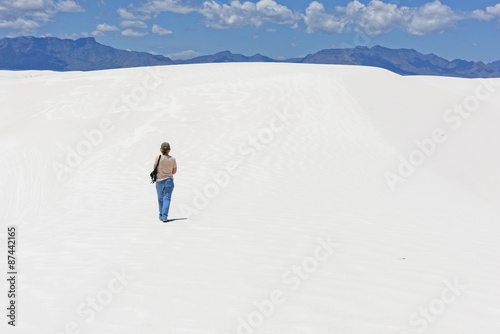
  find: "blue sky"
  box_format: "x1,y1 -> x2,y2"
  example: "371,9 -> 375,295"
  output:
1,0 -> 500,62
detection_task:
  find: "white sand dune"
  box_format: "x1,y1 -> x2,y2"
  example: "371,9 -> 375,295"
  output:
1,63 -> 499,334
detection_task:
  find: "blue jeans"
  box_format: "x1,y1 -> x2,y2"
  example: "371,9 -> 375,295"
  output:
156,178 -> 174,220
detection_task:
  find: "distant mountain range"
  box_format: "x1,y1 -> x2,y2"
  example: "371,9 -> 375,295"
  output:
1,36 -> 499,78
0,36 -> 173,71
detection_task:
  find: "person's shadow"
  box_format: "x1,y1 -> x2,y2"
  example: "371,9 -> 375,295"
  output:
164,218 -> 188,223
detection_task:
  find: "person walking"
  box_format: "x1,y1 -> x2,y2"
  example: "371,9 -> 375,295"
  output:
154,142 -> 177,222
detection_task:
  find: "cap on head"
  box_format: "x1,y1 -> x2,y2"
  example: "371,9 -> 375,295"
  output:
161,142 -> 170,150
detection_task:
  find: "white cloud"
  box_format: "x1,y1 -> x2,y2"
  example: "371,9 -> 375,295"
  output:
91,30 -> 105,37
405,1 -> 461,35
255,0 -> 299,24
92,23 -> 119,37
134,0 -> 195,15
96,23 -> 119,31
0,0 -> 84,32
5,0 -> 51,12
303,1 -> 347,34
32,11 -> 53,22
0,0 -> 497,39
152,24 -> 173,35
117,7 -> 149,20
110,0 -> 500,38
198,0 -> 300,29
471,4 -> 500,21
471,9 -> 490,21
0,17 -> 40,29
339,0 -> 406,35
304,0 -> 464,36
57,0 -> 84,12
121,28 -> 149,37
166,49 -> 203,60
121,20 -> 147,28
116,0 -> 194,27
486,4 -> 500,16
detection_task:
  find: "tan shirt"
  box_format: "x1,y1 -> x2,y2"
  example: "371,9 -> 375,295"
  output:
154,154 -> 176,182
